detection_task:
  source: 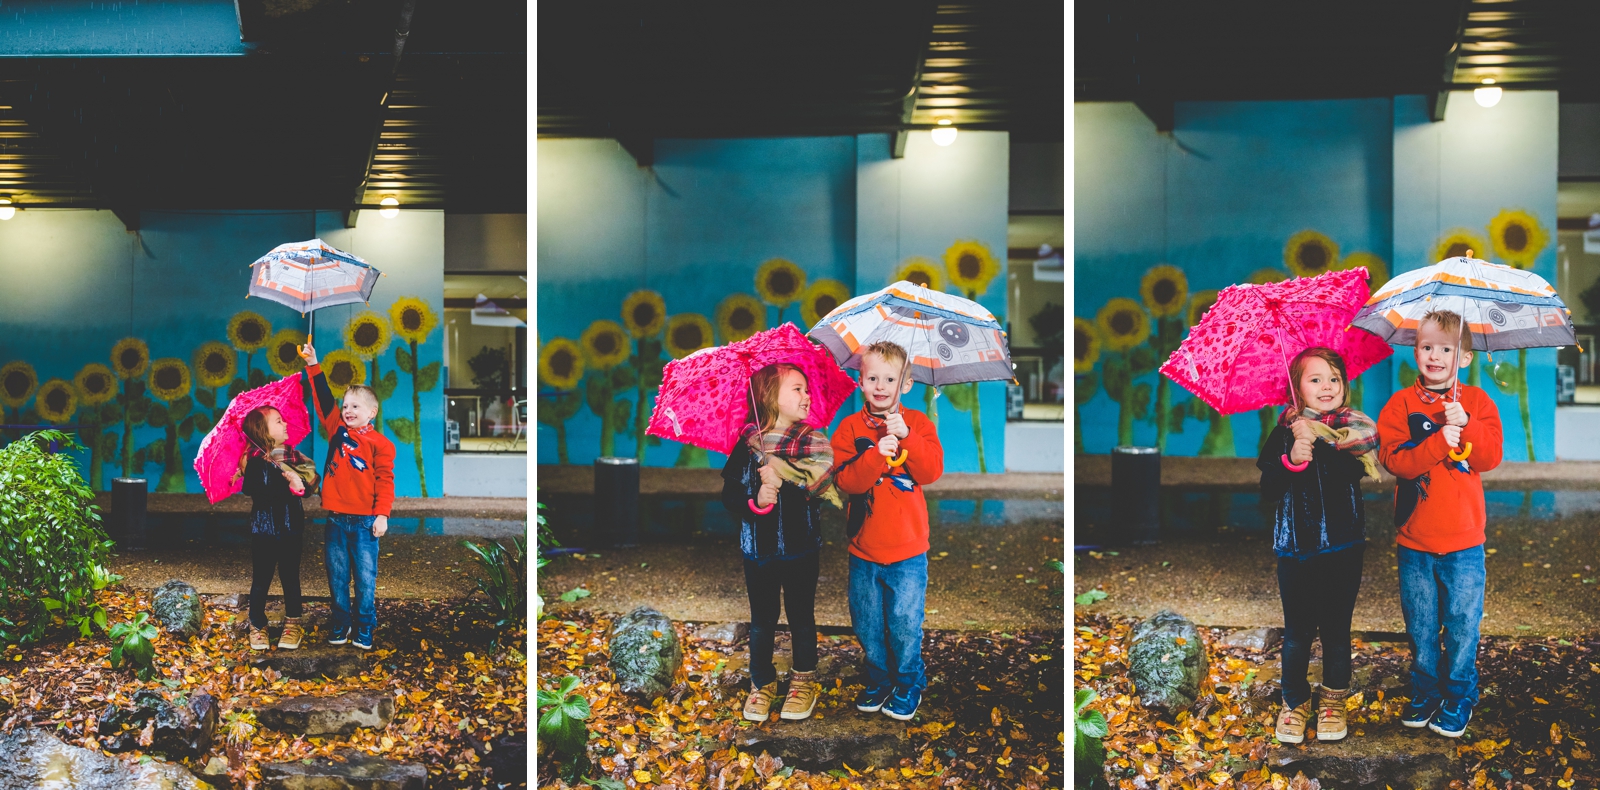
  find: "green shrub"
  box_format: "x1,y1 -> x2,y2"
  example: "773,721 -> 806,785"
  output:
461,534 -> 526,631
1075,688 -> 1109,789
109,611 -> 158,678
535,493 -> 557,620
536,675 -> 591,757
0,430 -> 116,648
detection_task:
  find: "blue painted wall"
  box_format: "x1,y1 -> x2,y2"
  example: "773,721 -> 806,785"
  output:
0,209 -> 445,495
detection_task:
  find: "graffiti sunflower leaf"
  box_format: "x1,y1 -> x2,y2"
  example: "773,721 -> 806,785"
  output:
394,345 -> 416,376
146,405 -> 170,429
415,361 -> 440,393
376,370 -> 399,402
386,418 -> 419,446
194,388 -> 215,410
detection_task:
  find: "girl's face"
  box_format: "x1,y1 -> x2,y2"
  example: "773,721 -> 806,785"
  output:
261,408 -> 289,445
774,369 -> 811,429
1297,357 -> 1344,412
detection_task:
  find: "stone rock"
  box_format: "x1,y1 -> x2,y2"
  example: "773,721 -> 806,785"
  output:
1265,720 -> 1453,789
1125,610 -> 1208,715
152,579 -> 205,639
196,756 -> 234,790
261,750 -> 426,790
0,727 -> 212,790
469,731 -> 527,785
607,606 -> 683,702
1220,627 -> 1283,651
205,593 -> 248,609
251,643 -> 368,680
694,621 -> 750,644
255,693 -> 395,736
734,711 -> 911,772
99,690 -> 218,760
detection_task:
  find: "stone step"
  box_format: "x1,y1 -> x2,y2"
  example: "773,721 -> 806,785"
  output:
251,643 -> 370,680
1265,720 -> 1456,789
0,727 -> 211,790
1251,663 -> 1408,695
255,693 -> 396,736
261,750 -> 426,790
733,710 -> 912,773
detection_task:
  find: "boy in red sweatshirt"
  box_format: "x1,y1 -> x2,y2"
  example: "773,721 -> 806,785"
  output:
830,341 -> 943,721
1377,309 -> 1502,739
299,344 -> 397,651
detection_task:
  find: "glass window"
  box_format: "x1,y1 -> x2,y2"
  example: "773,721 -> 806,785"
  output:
444,273 -> 527,453
1006,213 -> 1065,421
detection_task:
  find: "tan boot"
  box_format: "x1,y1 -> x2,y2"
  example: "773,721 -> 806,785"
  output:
1275,700 -> 1310,744
1316,686 -> 1350,741
248,625 -> 270,651
277,617 -> 305,651
780,670 -> 820,720
743,682 -> 779,722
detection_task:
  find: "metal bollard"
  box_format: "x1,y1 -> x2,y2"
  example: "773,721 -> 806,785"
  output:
110,477 -> 148,549
593,457 -> 640,548
1111,446 -> 1160,545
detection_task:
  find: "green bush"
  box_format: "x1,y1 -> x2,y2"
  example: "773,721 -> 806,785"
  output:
461,534 -> 526,631
535,494 -> 557,620
0,430 -> 117,648
109,611 -> 158,678
536,675 -> 591,757
1075,688 -> 1109,790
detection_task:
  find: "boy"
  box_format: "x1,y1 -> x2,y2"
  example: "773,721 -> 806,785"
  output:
830,341 -> 944,721
1376,309 -> 1502,738
299,344 -> 396,651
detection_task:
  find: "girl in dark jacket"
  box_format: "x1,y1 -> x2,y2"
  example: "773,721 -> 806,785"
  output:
720,363 -> 842,723
232,406 -> 316,652
1257,347 -> 1378,745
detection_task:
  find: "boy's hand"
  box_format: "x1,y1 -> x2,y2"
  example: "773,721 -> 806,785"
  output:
1441,424 -> 1463,449
878,434 -> 900,458
884,411 -> 909,439
298,343 -> 318,366
372,515 -> 388,538
757,461 -> 782,490
1289,436 -> 1314,465
1443,401 -> 1468,427
756,484 -> 778,508
1289,419 -> 1316,443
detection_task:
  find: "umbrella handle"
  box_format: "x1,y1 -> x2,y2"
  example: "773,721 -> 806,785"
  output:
1281,454 -> 1310,472
886,449 -> 909,467
1448,442 -> 1473,462
748,498 -> 775,515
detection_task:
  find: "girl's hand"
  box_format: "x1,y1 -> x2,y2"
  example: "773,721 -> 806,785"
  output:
299,343 -> 318,366
878,434 -> 900,458
1289,419 -> 1316,443
1289,436 -> 1314,465
884,411 -> 909,439
757,462 -> 782,490
281,468 -> 304,489
1441,424 -> 1463,449
756,484 -> 778,508
1443,402 -> 1468,427
373,515 -> 388,538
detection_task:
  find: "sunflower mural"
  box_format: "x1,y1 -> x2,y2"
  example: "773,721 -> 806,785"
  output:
715,294 -> 766,344
1,361 -> 37,429
1490,349 -> 1538,461
1162,288 -> 1237,457
755,258 -> 807,323
616,290 -> 670,462
344,311 -> 396,425
579,319 -> 635,459
895,257 -> 944,291
1140,265 -> 1189,452
1074,318 -> 1100,454
940,240 -> 1003,470
74,362 -> 118,490
1284,231 -> 1339,279
227,310 -> 273,396
1333,252 -> 1391,411
1095,297 -> 1157,447
320,350 -> 368,399
536,337 -> 585,465
664,312 -> 717,467
1487,209 -> 1548,270
191,341 -> 234,431
139,358 -> 197,493
799,279 -> 850,330
34,379 -> 75,424
387,296 -> 442,497
1248,268 -> 1290,285
1434,230 -> 1488,264
109,338 -> 152,478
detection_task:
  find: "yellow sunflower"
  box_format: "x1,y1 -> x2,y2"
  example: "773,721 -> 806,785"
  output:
1140,264 -> 1189,318
1248,269 -> 1290,285
35,379 -> 76,423
146,358 -> 192,403
1096,298 -> 1150,352
266,329 -> 308,377
799,279 -> 851,327
1186,289 -> 1221,329
538,338 -> 585,390
1074,317 -> 1101,374
227,311 -> 272,353
755,258 -> 807,307
344,311 -> 392,359
1336,252 -> 1391,296
580,320 -> 630,370
321,349 -> 367,398
715,293 -> 766,343
944,240 -> 1001,295
74,363 -> 117,407
192,341 -> 237,389
1434,229 -> 1489,263
110,338 -> 151,381
664,313 -> 715,359
894,257 -> 945,291
1487,209 -> 1549,269
1284,231 -> 1339,279
1,361 -> 38,409
389,297 -> 439,344
621,290 -> 667,338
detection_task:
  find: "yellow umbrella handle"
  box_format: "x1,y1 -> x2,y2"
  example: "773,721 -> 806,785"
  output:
886,449 -> 909,467
1448,442 -> 1472,462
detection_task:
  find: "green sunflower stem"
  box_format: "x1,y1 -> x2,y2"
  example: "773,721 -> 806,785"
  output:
634,347 -> 648,459
555,423 -> 570,465
1350,376 -> 1363,412
969,395 -> 986,473
372,356 -> 382,428
409,340 -> 428,497
1074,403 -> 1084,454
1518,348 -> 1534,462
1258,406 -> 1277,454
923,386 -> 939,428
1117,395 -> 1134,447
1199,407 -> 1235,457
1154,378 -> 1170,452
159,422 -> 184,492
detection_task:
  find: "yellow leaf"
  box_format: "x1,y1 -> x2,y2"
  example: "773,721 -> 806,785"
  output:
902,767 -> 916,777
617,724 -> 636,735
1534,697 -> 1550,705
420,639 -> 428,650
634,769 -> 653,784
1211,772 -> 1233,785
991,707 -> 1003,726
1175,637 -> 1186,646
977,684 -> 992,692
380,736 -> 395,751
684,750 -> 702,763
1552,723 -> 1563,744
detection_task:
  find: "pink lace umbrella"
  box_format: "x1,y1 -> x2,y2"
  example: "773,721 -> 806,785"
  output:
1159,268 -> 1393,417
193,374 -> 313,504
646,323 -> 858,457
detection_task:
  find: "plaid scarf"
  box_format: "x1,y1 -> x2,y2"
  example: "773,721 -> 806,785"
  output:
1280,404 -> 1381,480
1411,378 -> 1460,405
742,422 -> 843,509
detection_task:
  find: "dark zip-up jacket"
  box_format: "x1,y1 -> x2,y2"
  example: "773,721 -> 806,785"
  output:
720,440 -> 823,565
1258,425 -> 1367,560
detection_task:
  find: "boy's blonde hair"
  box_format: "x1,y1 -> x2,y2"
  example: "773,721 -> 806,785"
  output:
750,363 -> 804,433
1288,347 -> 1350,410
343,385 -> 379,412
860,340 -> 908,369
1419,308 -> 1473,352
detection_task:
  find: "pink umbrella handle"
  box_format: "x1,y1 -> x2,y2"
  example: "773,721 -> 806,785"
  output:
1281,454 -> 1310,472
748,498 -> 775,515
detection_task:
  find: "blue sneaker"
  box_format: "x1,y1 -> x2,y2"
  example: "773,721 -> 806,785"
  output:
1428,699 -> 1472,738
327,627 -> 349,646
1401,694 -> 1440,728
854,684 -> 893,712
352,630 -> 374,651
883,686 -> 921,721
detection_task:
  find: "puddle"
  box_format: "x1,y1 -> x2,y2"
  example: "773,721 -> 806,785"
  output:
116,514 -> 526,549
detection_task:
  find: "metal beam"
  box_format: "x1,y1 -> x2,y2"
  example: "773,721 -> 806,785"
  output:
1129,0 -> 1172,132
617,136 -> 654,168
350,0 -> 418,212
1433,0 -> 1472,122
891,0 -> 939,159
111,207 -> 139,231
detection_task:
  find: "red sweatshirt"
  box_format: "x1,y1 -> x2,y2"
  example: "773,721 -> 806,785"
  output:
1376,381 -> 1503,554
830,407 -> 944,564
307,364 -> 397,518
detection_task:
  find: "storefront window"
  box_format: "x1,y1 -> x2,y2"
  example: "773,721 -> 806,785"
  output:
1007,213 -> 1065,421
444,273 -> 527,452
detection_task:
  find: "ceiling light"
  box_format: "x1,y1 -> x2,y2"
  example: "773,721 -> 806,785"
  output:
1474,78 -> 1502,108
379,196 -> 399,219
0,198 -> 13,220
931,118 -> 957,147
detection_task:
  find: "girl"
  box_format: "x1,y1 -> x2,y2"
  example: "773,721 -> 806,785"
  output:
233,406 -> 317,652
720,363 -> 842,723
1257,347 -> 1378,744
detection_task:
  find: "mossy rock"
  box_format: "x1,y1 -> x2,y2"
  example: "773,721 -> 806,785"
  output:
607,606 -> 682,703
1125,609 -> 1207,715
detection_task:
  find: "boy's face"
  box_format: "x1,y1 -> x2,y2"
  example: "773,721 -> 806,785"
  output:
342,392 -> 378,428
859,352 -> 913,412
1415,320 -> 1471,388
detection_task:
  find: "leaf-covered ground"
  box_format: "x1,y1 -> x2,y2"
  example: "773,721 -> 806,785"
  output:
536,610 -> 1066,789
1076,612 -> 1600,790
0,589 -> 527,789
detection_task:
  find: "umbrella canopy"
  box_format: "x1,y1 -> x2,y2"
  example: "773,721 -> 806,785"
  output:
807,280 -> 1012,386
1160,268 -> 1393,415
646,323 -> 858,456
1352,255 -> 1576,352
193,375 -> 312,504
248,239 -> 381,315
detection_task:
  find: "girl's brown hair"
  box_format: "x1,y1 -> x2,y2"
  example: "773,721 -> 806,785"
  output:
1288,347 -> 1350,410
241,406 -> 282,453
750,363 -> 805,433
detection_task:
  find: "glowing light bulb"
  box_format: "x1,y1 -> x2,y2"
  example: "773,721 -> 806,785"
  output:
379,196 -> 399,219
1474,78 -> 1502,108
931,118 -> 957,146
0,198 -> 13,220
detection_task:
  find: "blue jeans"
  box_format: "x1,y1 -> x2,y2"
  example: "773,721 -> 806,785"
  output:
325,514 -> 380,636
1398,544 -> 1485,706
848,553 -> 927,692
